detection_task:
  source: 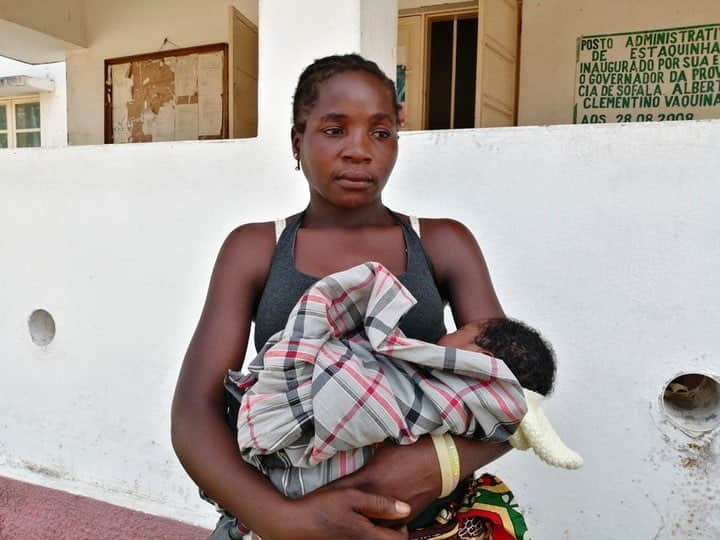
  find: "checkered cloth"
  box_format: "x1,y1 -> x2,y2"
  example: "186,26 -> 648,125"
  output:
226,262 -> 527,498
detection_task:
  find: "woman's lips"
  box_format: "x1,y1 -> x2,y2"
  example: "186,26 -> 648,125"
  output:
334,173 -> 374,189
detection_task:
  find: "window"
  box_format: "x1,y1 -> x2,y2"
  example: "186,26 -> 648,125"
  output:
427,15 -> 479,129
397,0 -> 520,131
0,98 -> 41,148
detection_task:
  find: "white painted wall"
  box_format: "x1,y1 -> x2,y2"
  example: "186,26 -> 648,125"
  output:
361,0 -> 399,81
1,120 -> 718,538
65,0 -> 258,145
257,0 -> 398,150
0,56 -> 67,147
258,0 -> 361,148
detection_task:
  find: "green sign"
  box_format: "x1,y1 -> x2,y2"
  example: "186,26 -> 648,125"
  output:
574,23 -> 720,124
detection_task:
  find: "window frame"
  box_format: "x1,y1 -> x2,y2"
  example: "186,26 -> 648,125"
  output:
0,96 -> 42,149
398,0 -> 520,130
0,102 -> 7,149
399,2 -> 480,130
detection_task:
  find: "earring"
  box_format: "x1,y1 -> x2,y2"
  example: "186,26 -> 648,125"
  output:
294,153 -> 300,171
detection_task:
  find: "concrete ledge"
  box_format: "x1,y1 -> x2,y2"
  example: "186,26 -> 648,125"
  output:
0,75 -> 55,96
0,476 -> 211,539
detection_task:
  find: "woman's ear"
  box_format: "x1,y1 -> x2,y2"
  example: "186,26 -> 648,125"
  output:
290,126 -> 302,156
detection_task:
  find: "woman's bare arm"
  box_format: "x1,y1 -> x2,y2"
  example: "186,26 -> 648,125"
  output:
422,217 -> 505,324
423,217 -> 513,469
171,224 -> 286,528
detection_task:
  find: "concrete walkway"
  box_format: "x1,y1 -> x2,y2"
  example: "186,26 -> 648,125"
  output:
0,476 -> 211,539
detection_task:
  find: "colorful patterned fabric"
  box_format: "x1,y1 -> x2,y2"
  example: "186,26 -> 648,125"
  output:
409,474 -> 530,540
226,262 -> 527,498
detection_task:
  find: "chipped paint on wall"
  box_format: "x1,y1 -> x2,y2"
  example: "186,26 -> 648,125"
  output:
648,398 -> 720,539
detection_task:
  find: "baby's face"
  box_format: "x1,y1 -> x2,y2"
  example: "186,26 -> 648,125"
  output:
436,321 -> 489,353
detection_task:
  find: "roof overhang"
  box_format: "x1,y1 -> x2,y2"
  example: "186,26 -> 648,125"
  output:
0,0 -> 87,64
0,19 -> 82,64
0,75 -> 55,97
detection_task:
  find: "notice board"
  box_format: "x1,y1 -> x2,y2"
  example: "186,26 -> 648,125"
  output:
574,24 -> 720,124
104,43 -> 228,143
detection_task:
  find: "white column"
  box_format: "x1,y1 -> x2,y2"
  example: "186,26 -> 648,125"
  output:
257,0 -> 398,144
258,0 -> 361,143
361,0 -> 399,82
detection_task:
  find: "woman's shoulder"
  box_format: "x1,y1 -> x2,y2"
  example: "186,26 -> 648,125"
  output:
416,217 -> 479,255
222,212 -> 303,249
418,217 -> 475,240
223,220 -> 273,250
391,212 -> 469,234
215,215 -> 297,289
415,217 -> 485,283
391,211 -> 478,260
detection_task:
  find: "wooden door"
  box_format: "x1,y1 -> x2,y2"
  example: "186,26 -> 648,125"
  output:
397,15 -> 425,131
475,0 -> 519,127
232,9 -> 258,138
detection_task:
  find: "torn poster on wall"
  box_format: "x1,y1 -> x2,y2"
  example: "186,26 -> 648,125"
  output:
105,43 -> 227,143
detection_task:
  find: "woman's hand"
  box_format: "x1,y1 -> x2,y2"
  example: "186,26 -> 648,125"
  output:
327,437 -> 441,525
325,436 -> 512,526
259,488 -> 411,540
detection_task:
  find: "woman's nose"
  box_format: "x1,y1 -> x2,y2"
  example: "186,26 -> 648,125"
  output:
341,131 -> 372,162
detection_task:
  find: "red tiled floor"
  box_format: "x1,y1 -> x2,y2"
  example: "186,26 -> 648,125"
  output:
0,476 -> 211,539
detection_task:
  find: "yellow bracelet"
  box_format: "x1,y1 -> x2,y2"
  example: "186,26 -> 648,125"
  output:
430,434 -> 452,497
443,434 -> 461,492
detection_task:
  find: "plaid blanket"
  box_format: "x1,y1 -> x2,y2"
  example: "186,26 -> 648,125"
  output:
227,262 -> 527,498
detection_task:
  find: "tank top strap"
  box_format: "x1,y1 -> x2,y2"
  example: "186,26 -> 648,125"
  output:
409,215 -> 421,238
387,210 -> 428,275
274,218 -> 287,243
273,211 -> 304,259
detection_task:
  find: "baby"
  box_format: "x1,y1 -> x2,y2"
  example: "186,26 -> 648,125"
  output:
439,317 -> 581,469
437,317 -> 556,397
226,262 -> 580,504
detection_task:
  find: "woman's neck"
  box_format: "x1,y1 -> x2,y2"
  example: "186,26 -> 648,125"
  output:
303,199 -> 395,228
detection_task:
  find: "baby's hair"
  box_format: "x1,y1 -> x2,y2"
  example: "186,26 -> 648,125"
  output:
292,53 -> 400,132
475,318 -> 556,396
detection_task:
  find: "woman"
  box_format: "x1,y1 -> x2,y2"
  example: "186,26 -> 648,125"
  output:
172,54 -> 513,540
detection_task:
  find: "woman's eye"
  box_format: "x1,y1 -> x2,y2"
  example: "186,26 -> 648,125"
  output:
323,127 -> 344,136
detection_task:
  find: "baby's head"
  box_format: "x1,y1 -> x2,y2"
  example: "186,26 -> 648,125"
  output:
437,318 -> 556,396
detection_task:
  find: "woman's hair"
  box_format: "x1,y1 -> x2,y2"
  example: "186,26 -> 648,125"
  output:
474,318 -> 557,396
292,53 -> 400,132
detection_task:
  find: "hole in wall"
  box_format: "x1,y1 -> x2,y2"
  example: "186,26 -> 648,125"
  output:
28,309 -> 55,346
661,373 -> 720,434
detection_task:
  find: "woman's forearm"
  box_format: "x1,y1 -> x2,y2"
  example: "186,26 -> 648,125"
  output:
170,400 -> 287,533
327,435 -> 512,519
453,437 -> 512,479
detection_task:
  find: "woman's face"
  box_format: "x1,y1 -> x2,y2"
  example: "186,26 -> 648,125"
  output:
292,71 -> 399,209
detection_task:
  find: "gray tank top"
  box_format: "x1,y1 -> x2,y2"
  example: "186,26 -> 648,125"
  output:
253,210 -> 447,351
